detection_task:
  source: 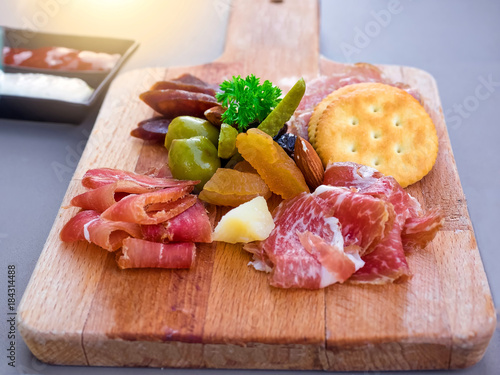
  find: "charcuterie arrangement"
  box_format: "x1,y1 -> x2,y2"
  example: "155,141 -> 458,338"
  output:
61,63 -> 444,289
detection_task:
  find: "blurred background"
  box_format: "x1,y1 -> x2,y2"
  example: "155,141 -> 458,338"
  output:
1,0 -> 228,68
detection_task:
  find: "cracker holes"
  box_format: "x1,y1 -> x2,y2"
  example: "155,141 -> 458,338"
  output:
373,159 -> 380,167
396,145 -> 402,154
350,117 -> 359,126
350,145 -> 357,153
370,105 -> 381,113
372,132 -> 381,139
394,118 -> 401,127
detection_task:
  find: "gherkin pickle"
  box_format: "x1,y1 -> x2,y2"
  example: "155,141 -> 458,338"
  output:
165,116 -> 220,150
218,123 -> 238,159
257,78 -> 306,137
168,136 -> 221,191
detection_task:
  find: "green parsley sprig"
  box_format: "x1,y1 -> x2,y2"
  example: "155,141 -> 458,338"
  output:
216,74 -> 282,132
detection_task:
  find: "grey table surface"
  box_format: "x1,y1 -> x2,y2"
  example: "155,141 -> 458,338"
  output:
0,0 -> 498,374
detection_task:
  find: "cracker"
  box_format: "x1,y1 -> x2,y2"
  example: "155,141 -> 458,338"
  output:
314,83 -> 438,187
308,83 -> 374,147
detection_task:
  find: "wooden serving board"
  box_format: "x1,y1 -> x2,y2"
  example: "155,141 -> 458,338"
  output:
18,0 -> 496,371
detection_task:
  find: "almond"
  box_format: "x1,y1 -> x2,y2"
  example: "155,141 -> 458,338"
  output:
204,105 -> 224,127
294,136 -> 324,190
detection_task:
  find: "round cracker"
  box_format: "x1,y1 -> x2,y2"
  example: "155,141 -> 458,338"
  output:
314,83 -> 438,188
308,83 -> 376,147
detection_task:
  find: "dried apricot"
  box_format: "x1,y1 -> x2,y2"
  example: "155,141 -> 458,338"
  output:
236,128 -> 309,199
199,168 -> 271,207
233,160 -> 258,174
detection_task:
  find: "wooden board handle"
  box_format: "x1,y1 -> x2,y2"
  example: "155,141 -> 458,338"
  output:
217,0 -> 320,76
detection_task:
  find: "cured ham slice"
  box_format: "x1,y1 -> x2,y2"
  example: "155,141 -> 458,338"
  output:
253,193 -> 363,289
349,222 -> 410,284
295,64 -> 385,115
289,63 -> 421,139
60,210 -> 141,251
313,185 -> 394,256
323,162 -> 442,283
244,242 -> 273,273
323,161 -> 384,189
117,238 -> 196,269
141,200 -> 212,243
71,180 -> 167,212
82,167 -> 197,189
402,210 -> 444,252
325,163 -> 424,227
298,231 -> 361,284
101,186 -> 196,225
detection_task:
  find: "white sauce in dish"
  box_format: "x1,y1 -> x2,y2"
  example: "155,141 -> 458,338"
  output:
0,71 -> 94,103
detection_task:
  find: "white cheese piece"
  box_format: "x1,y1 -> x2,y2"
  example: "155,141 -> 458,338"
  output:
213,196 -> 275,244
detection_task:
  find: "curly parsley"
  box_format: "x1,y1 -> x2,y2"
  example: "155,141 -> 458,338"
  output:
216,74 -> 282,132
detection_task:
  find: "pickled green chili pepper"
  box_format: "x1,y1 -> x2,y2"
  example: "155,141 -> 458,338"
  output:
258,78 -> 306,137
218,124 -> 239,159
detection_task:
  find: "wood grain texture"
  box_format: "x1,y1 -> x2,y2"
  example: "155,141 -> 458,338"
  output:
17,0 -> 495,370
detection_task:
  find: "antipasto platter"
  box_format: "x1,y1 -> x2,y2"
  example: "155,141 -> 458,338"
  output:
17,0 -> 495,371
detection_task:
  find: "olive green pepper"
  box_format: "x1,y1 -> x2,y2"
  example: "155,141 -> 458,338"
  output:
168,136 -> 221,190
165,116 -> 220,150
258,78 -> 306,137
218,123 -> 238,159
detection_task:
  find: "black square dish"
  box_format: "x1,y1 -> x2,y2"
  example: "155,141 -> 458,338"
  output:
0,27 -> 138,123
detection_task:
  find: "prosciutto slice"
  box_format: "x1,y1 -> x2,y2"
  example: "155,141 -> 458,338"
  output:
71,180 -> 168,212
349,221 -> 410,284
313,185 -> 394,256
142,200 -> 212,243
289,63 -> 421,139
117,238 -> 196,269
298,231 -> 359,283
402,210 -> 444,252
82,167 -> 197,189
60,210 -> 141,251
323,162 -> 443,283
249,193 -> 363,289
295,64 -> 385,115
101,186 -> 196,225
323,161 -> 384,190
